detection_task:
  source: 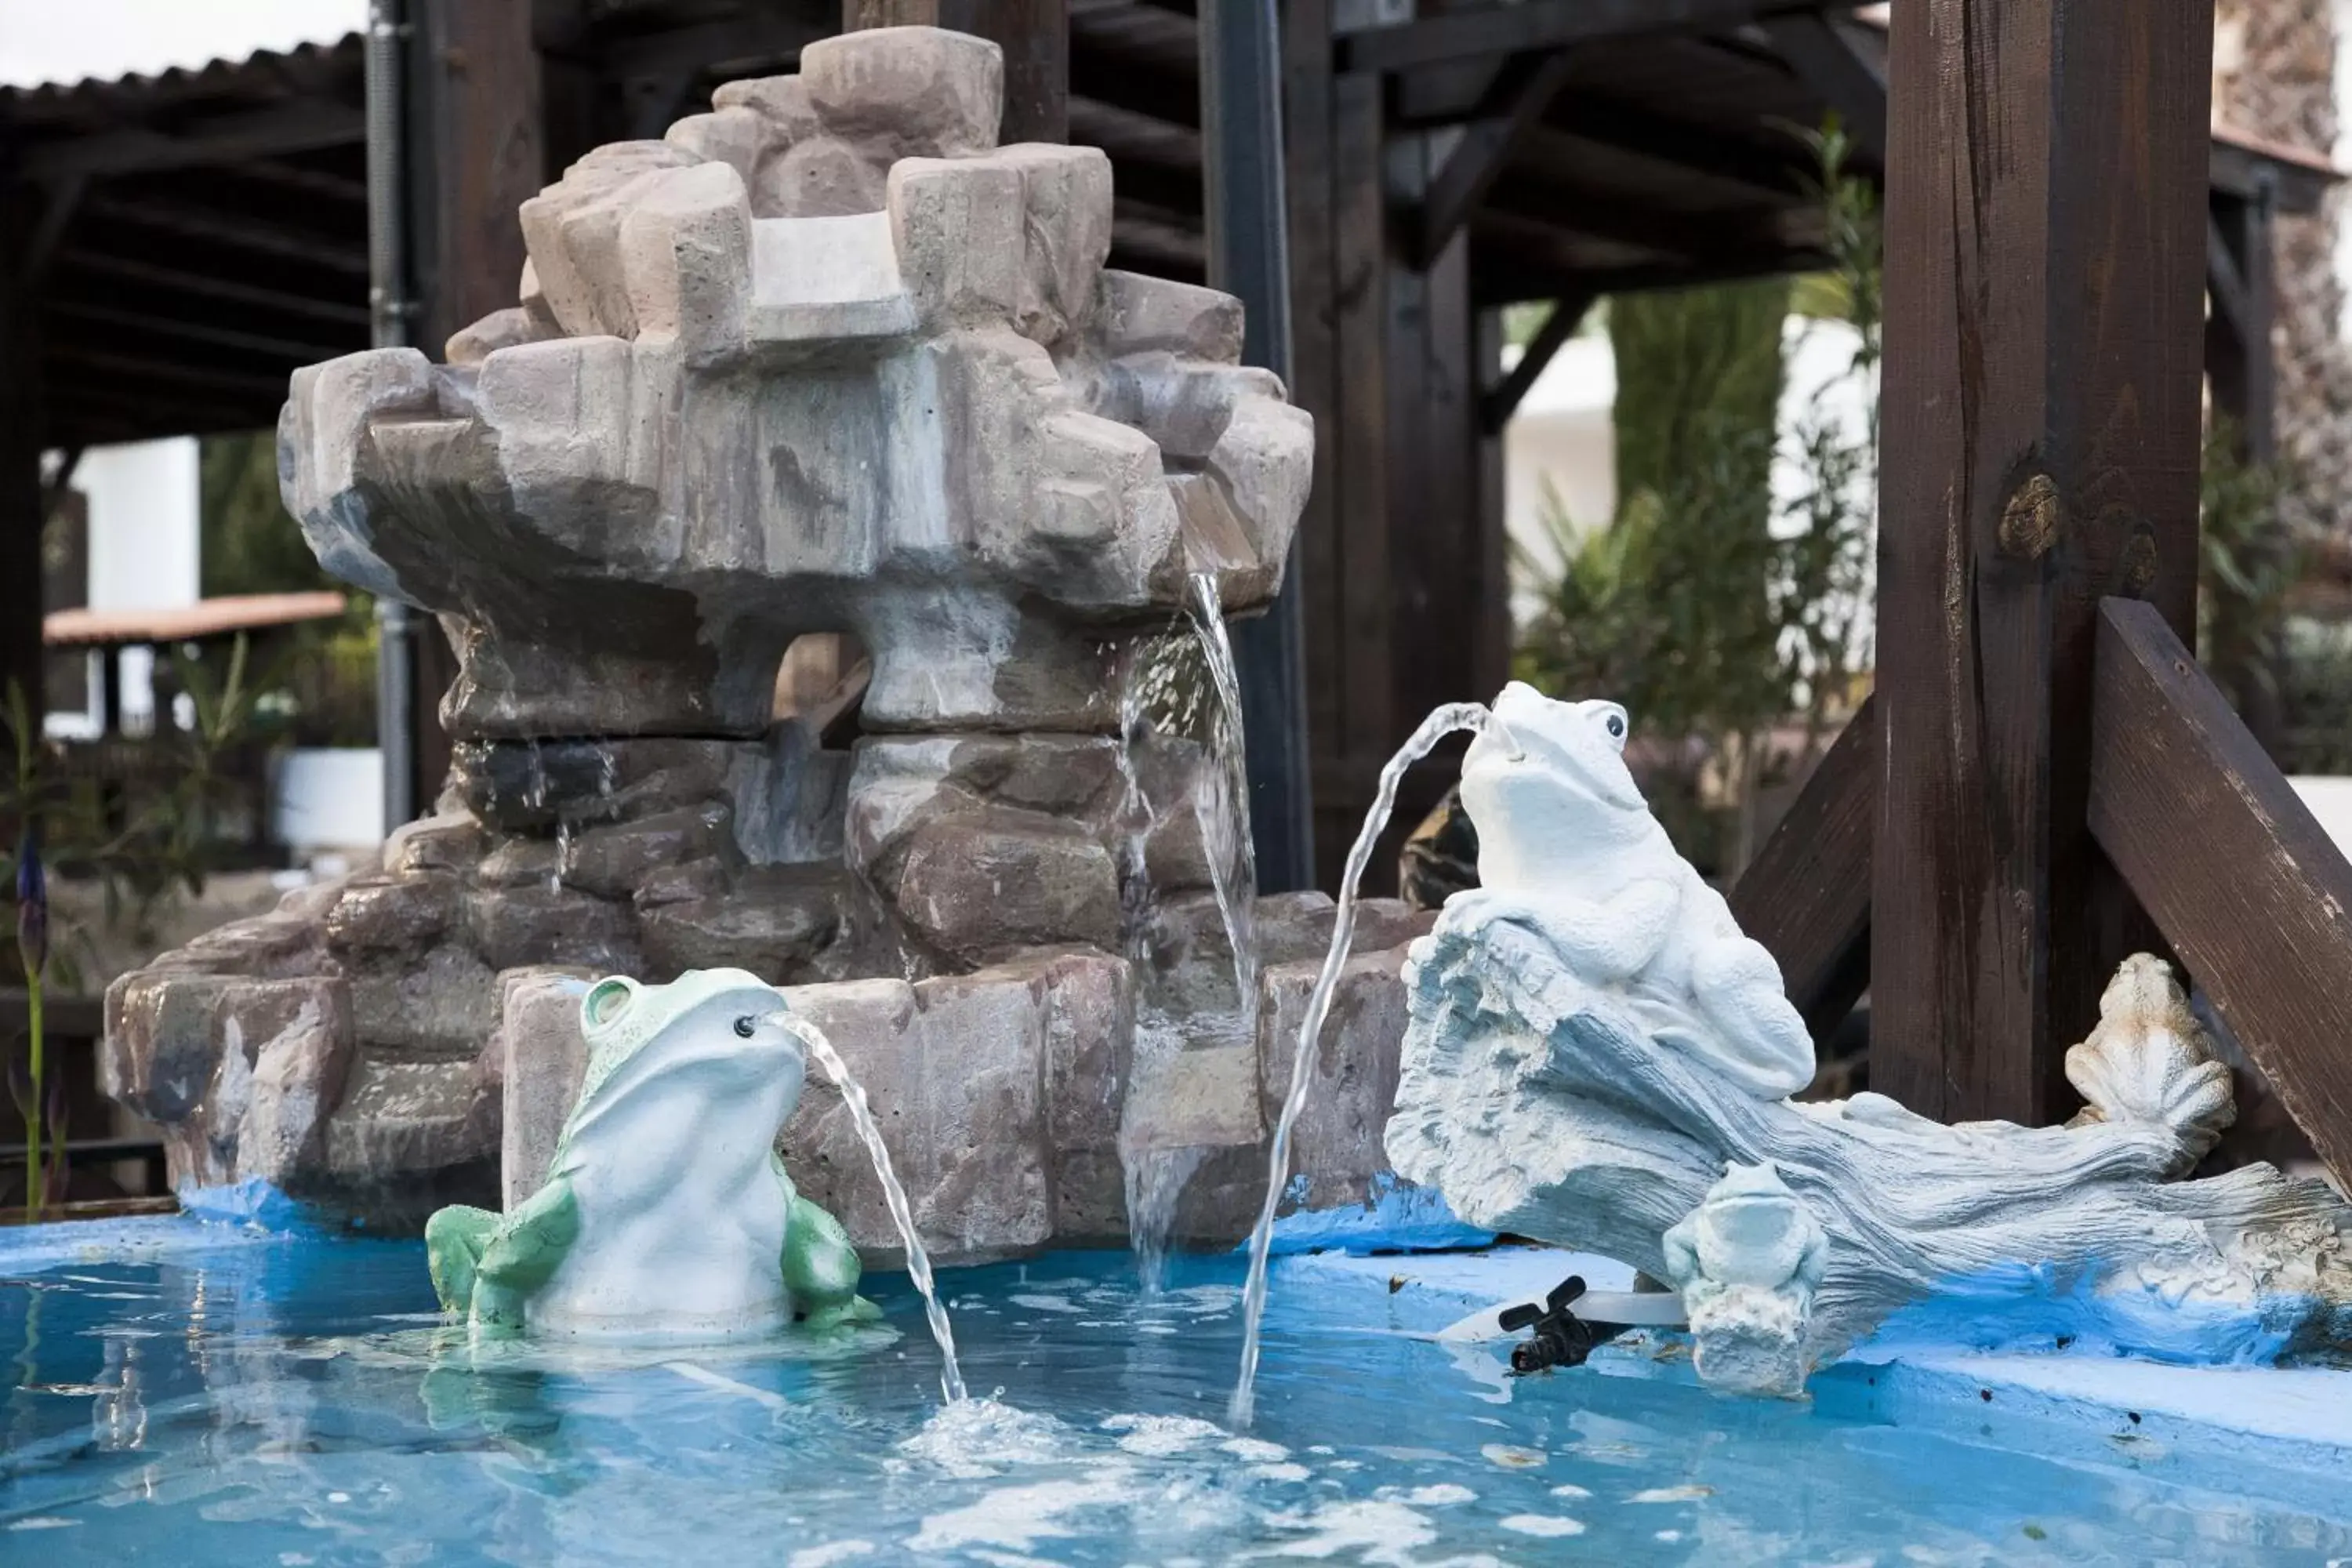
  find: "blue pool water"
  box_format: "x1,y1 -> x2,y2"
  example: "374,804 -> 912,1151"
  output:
5,1219 -> 2351,1566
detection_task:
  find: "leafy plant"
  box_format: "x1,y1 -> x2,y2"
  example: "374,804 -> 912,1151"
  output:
2198,417 -> 2305,750
1511,121 -> 1882,876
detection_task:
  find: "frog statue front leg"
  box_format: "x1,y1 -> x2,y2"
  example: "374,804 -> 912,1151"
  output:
776,1154 -> 880,1332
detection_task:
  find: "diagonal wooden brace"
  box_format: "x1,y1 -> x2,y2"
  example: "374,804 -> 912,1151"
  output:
1729,695 -> 1875,1044
2089,596 -> 2352,1192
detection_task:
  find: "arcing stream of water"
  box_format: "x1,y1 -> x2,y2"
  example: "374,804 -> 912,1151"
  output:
1226,701 -> 1491,1428
770,1012 -> 968,1403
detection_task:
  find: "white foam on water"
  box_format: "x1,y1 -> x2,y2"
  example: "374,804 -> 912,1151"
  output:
1007,1294 -> 1083,1314
1256,1498 -> 1440,1564
1628,1484 -> 1714,1503
898,1396 -> 1071,1479
786,1542 -> 877,1568
1395,1484 -> 1477,1507
1102,1412 -> 1225,1457
908,1468 -> 1138,1554
1500,1514 -> 1588,1537
1221,1436 -> 1289,1463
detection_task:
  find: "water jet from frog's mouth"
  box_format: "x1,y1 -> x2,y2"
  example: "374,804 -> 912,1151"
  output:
1227,699 -> 1490,1428
760,1008 -> 967,1403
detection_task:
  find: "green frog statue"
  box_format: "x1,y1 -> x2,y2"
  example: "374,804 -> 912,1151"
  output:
426,968 -> 877,1341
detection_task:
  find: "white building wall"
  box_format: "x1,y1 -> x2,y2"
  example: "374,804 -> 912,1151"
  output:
47,437 -> 202,738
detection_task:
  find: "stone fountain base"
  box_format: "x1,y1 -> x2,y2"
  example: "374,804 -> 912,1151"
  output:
102,797 -> 1439,1260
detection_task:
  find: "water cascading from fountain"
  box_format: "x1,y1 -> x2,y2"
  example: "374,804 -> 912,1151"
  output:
770,1011 -> 967,1403
1184,571 -> 1259,1034
1227,701 -> 1491,1428
1111,574 -> 1264,1289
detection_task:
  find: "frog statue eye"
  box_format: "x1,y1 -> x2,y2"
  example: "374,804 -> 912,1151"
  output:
1606,713 -> 1626,740
733,1015 -> 759,1040
583,977 -> 637,1027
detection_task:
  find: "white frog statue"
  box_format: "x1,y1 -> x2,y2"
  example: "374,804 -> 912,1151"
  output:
1446,681 -> 1816,1098
426,968 -> 875,1341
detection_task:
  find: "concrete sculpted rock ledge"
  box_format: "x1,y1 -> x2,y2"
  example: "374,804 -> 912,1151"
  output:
1385,683 -> 2352,1396
105,26 -> 1350,1247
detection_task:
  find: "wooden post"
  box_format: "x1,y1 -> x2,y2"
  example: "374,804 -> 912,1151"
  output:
843,1 -> 1069,144
0,216 -> 42,742
405,0 -> 543,808
1872,0 -> 2213,1123
2205,190 -> 2278,464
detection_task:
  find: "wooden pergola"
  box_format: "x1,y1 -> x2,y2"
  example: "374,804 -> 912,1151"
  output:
5,2 -> 2348,1164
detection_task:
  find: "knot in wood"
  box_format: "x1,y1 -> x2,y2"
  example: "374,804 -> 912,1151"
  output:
1998,474 -> 2063,560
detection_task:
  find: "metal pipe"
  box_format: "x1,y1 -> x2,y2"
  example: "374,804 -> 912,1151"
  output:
364,0 -> 416,833
1200,0 -> 1316,891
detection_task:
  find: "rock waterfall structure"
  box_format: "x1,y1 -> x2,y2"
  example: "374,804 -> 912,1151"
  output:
101,27 -> 1434,1252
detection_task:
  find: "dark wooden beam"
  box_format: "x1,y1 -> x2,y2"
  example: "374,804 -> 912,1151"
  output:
1730,696 -> 1875,1043
1478,291 -> 1589,434
1760,13 -> 1886,158
410,0 -> 544,354
405,0 -> 546,817
1534,98 -> 1813,201
20,176 -> 85,295
1873,0 -> 2212,1124
21,101 -> 366,182
1339,0 -> 1838,74
1414,51 -> 1574,270
45,344 -> 296,401
2206,194 -> 2278,463
1470,245 -> 1827,308
45,299 -> 348,365
78,194 -> 368,277
2089,597 -> 2352,1189
39,448 -> 86,527
2209,136 -> 2332,217
846,0 -> 1070,143
598,12 -> 819,85
1110,198 -> 1207,274
49,250 -> 368,328
2,182 -> 46,738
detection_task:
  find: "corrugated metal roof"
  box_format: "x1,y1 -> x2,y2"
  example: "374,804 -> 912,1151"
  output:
0,32 -> 361,122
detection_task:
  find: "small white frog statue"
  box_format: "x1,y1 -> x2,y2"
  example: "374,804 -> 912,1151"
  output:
1661,1161 -> 1828,1397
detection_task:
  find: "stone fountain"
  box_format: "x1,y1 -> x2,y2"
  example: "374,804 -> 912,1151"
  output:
100,26 -> 1436,1253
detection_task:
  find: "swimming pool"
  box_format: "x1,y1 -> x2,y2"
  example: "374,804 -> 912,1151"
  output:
5,1218 -> 2350,1566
